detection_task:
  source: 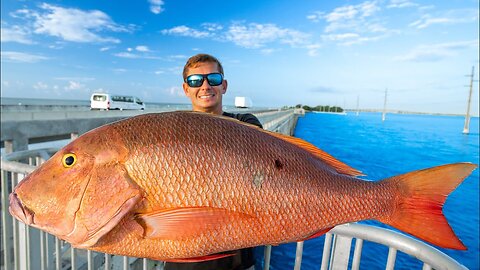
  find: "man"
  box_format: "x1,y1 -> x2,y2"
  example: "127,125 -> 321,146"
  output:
182,53 -> 262,129
163,54 -> 259,270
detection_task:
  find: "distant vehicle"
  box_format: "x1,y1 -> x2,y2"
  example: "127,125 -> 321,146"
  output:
235,96 -> 253,108
90,93 -> 145,111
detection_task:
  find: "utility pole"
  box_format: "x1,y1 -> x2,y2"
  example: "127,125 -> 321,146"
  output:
356,95 -> 360,116
463,66 -> 476,134
382,89 -> 388,122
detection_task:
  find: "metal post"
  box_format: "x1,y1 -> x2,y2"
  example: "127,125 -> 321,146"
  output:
1,170 -> 13,270
463,66 -> 475,134
382,89 -> 388,122
263,245 -> 272,270
356,96 -> 360,116
293,241 -> 304,270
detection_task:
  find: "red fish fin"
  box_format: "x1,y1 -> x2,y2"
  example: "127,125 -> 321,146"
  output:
300,227 -> 334,241
267,132 -> 363,176
204,112 -> 362,176
381,163 -> 477,250
137,207 -> 254,240
163,252 -> 236,263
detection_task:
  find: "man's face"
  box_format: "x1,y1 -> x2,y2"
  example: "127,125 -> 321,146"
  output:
183,62 -> 227,114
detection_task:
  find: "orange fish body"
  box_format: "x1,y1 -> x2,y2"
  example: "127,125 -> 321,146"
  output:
9,112 -> 476,261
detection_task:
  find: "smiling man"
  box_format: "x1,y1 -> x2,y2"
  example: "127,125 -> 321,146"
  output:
163,54 -> 260,270
182,53 -> 263,128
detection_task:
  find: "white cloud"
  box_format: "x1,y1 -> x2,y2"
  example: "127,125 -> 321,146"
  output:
409,13 -> 475,29
323,1 -> 379,24
1,51 -> 49,63
1,26 -> 34,44
202,23 -> 223,32
149,0 -> 165,14
306,12 -> 324,23
100,46 -> 112,51
161,25 -> 211,38
113,68 -> 127,73
136,45 -> 150,52
387,0 -> 418,9
64,81 -> 85,91
323,1 -> 381,33
305,44 -> 322,56
309,1 -> 393,46
113,50 -> 161,60
162,22 -> 317,56
322,32 -> 383,46
114,52 -> 140,58
394,40 -> 478,62
225,23 -> 310,49
31,3 -> 129,43
323,33 -> 360,41
33,81 -> 49,90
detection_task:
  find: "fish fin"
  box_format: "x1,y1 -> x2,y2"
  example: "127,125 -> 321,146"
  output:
162,252 -> 236,263
137,207 -> 254,240
266,132 -> 363,176
300,227 -> 334,241
193,111 -> 362,176
381,163 -> 477,250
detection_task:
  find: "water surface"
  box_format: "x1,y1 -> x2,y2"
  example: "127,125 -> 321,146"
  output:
260,112 -> 479,270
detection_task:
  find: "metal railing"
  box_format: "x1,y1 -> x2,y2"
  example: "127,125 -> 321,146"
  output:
1,148 -> 468,270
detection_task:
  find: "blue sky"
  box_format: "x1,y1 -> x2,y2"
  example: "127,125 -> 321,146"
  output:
1,0 -> 479,115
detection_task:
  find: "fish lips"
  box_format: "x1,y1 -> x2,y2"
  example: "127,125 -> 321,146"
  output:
9,192 -> 35,225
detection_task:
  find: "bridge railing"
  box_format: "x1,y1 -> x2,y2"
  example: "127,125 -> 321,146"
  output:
0,110 -> 467,270
1,148 -> 467,270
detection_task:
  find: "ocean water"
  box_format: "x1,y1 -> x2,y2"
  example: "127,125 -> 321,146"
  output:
257,112 -> 479,270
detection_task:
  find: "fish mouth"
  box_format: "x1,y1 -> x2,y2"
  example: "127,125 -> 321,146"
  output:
9,192 -> 35,225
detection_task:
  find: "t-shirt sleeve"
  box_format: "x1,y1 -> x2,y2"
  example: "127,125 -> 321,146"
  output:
239,114 -> 263,129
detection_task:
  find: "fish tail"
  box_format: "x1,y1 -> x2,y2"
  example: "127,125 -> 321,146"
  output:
380,163 -> 477,250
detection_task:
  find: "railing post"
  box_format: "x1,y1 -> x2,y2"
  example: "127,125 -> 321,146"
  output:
1,170 -> 14,270
71,132 -> 79,141
4,137 -> 29,154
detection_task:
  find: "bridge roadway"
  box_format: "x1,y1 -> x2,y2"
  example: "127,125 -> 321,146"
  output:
1,106 -> 301,153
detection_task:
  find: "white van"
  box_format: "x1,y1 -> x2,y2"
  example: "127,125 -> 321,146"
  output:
90,93 -> 145,111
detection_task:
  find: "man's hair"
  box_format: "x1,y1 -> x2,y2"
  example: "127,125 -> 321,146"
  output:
182,54 -> 224,81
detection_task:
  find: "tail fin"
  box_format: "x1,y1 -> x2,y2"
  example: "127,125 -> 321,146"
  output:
380,163 -> 477,250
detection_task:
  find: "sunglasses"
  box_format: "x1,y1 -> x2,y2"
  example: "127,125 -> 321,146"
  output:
185,73 -> 223,88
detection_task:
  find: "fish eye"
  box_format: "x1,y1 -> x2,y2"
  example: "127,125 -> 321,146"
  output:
62,153 -> 77,168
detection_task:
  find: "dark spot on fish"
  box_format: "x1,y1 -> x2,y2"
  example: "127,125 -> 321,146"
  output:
274,159 -> 283,169
253,172 -> 264,188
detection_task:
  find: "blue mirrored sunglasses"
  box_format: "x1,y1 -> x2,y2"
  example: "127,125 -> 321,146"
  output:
186,73 -> 223,87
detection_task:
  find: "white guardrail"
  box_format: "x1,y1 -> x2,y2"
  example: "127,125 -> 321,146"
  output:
1,148 -> 468,270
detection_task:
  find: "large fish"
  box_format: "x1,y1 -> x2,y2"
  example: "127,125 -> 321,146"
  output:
9,111 -> 476,262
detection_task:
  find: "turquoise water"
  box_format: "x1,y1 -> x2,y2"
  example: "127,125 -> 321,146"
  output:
259,112 -> 479,270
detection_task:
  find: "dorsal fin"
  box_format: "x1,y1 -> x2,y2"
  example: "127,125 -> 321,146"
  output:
266,131 -> 364,176
187,111 -> 363,176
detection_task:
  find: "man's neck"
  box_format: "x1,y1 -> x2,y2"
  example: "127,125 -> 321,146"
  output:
193,107 -> 223,115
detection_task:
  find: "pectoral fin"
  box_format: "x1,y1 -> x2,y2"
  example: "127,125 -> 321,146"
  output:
137,207 -> 254,240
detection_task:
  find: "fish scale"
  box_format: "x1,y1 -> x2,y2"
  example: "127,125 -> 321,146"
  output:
89,112 -> 396,258
9,111 -> 476,261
